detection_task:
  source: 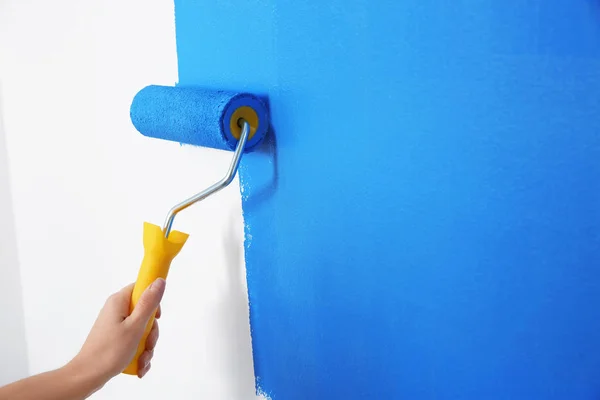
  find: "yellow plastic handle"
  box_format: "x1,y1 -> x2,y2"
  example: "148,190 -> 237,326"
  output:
122,222 -> 189,376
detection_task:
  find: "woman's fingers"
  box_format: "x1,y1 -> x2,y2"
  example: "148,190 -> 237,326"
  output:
138,361 -> 152,378
146,320 -> 159,351
137,349 -> 154,378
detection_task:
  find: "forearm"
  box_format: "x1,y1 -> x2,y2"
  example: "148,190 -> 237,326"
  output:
0,360 -> 104,400
0,279 -> 165,399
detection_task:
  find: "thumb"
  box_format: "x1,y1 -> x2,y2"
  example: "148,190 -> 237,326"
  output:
129,278 -> 166,327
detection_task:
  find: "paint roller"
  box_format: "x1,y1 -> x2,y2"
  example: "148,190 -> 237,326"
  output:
122,85 -> 269,375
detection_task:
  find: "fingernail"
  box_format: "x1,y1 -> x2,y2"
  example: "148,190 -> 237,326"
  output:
150,278 -> 166,292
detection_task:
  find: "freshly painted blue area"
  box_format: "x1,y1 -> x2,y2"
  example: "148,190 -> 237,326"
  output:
130,85 -> 268,151
174,0 -> 600,398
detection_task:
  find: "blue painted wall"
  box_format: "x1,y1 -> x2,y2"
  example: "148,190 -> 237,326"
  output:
174,1 -> 600,398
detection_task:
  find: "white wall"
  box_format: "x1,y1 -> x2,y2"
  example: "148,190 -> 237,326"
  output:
0,1 -> 263,398
0,82 -> 29,385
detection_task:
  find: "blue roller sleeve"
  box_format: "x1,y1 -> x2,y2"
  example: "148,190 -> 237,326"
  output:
130,85 -> 269,151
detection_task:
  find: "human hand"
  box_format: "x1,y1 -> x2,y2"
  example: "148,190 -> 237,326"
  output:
70,278 -> 166,387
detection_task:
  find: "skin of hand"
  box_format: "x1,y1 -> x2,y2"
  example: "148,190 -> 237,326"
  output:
0,278 -> 166,400
73,278 -> 167,383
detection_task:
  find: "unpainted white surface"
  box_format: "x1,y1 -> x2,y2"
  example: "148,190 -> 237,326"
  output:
0,82 -> 29,386
0,1 -> 263,398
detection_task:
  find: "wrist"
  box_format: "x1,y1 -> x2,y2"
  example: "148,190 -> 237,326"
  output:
62,357 -> 109,398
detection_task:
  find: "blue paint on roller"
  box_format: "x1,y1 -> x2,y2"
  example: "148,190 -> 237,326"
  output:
130,84 -> 269,151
